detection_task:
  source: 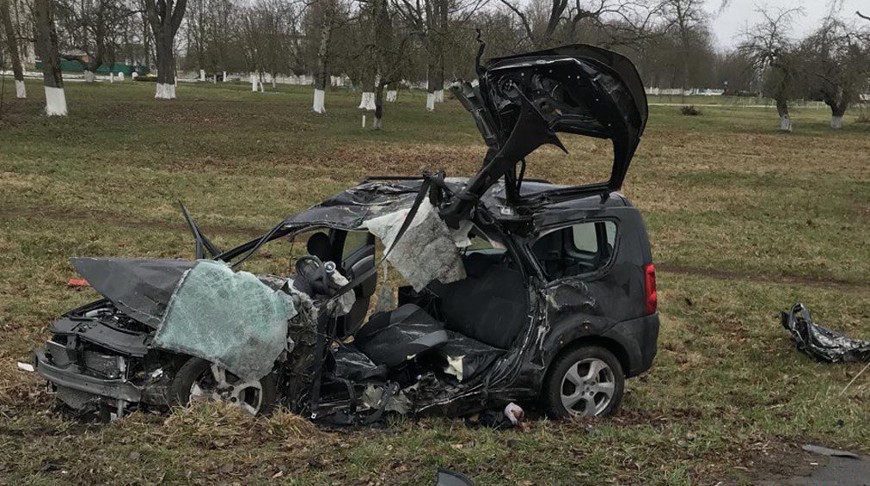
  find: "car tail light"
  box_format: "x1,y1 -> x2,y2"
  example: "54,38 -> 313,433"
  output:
644,263 -> 657,315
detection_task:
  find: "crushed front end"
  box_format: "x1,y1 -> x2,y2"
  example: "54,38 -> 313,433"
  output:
35,300 -> 177,420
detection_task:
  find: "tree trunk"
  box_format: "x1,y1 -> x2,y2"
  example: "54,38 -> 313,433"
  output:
154,33 -> 176,99
359,91 -> 376,110
311,4 -> 332,114
358,71 -> 376,111
776,98 -> 791,132
435,0 -> 446,103
386,82 -> 397,102
33,0 -> 66,116
830,102 -> 847,129
84,70 -> 97,83
143,15 -> 151,68
0,0 -> 25,98
373,83 -> 385,129
145,0 -> 186,100
426,63 -> 438,111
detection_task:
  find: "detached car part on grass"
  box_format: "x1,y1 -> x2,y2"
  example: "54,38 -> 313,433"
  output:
33,44 -> 660,423
782,303 -> 870,363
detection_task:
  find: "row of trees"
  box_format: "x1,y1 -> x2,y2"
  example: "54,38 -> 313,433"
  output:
1,0 -> 868,129
740,8 -> 870,130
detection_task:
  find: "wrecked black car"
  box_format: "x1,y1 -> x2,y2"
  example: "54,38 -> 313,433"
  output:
33,44 -> 659,423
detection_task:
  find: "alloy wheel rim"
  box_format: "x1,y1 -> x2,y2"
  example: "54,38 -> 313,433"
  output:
560,358 -> 616,416
188,363 -> 263,416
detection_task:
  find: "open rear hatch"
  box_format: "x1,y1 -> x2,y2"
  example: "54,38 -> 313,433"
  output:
444,44 -> 648,225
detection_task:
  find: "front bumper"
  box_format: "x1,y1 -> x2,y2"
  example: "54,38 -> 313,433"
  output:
33,348 -> 141,403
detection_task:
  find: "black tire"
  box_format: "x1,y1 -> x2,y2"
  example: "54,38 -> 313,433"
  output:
542,345 -> 625,419
169,357 -> 278,416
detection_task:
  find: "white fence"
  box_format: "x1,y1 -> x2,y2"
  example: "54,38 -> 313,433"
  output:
645,87 -> 724,96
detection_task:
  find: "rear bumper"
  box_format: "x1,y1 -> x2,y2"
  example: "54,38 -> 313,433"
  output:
33,348 -> 141,403
603,312 -> 659,377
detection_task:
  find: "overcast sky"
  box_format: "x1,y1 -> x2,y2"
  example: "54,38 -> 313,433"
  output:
710,0 -> 864,48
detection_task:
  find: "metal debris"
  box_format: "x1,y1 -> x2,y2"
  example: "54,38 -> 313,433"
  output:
781,303 -> 870,363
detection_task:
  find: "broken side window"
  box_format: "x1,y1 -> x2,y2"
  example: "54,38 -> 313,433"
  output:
463,228 -> 507,257
532,221 -> 616,280
342,230 -> 370,256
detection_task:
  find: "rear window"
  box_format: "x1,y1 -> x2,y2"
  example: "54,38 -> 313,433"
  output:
531,221 -> 616,280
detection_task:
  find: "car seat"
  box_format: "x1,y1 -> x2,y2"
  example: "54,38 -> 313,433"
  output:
353,304 -> 448,368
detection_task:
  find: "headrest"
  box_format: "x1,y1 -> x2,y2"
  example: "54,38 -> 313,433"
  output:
306,232 -> 332,262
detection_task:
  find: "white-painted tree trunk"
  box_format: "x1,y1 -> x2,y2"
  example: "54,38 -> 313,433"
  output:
386,90 -> 397,102
251,74 -> 257,92
213,74 -> 217,84
779,115 -> 792,132
83,70 -> 96,83
222,71 -> 226,82
434,89 -> 444,103
313,88 -> 326,113
199,69 -> 206,81
155,83 -> 176,99
271,76 -> 276,89
15,80 -> 26,98
426,92 -> 435,111
831,116 -> 843,129
373,116 -> 382,129
118,72 -> 124,81
359,92 -> 376,110
109,72 -> 114,83
44,86 -> 67,116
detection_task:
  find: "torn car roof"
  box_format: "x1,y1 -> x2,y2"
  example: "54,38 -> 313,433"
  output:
281,178 -> 630,233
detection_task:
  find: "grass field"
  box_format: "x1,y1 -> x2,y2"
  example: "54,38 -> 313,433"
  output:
1,79 -> 868,485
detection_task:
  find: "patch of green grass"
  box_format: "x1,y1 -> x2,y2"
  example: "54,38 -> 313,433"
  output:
0,79 -> 868,484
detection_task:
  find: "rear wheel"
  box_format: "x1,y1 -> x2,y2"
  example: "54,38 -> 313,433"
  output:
169,358 -> 277,416
543,346 -> 624,418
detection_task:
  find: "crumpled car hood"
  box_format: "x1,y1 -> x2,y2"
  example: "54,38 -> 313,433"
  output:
71,257 -> 195,328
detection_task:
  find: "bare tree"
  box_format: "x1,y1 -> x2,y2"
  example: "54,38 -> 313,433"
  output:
0,0 -> 25,97
309,0 -> 340,113
659,0 -> 706,95
739,8 -> 800,131
799,19 -> 869,129
34,0 -> 67,115
358,0 -> 411,127
496,0 -> 663,50
394,0 -> 452,110
144,0 -> 187,99
236,0 -> 300,89
55,0 -> 140,82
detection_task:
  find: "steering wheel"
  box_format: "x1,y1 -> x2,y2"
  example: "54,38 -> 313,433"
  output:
295,255 -> 339,297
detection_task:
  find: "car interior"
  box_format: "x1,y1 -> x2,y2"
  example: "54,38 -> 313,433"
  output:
531,221 -> 616,279
292,227 -> 531,386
